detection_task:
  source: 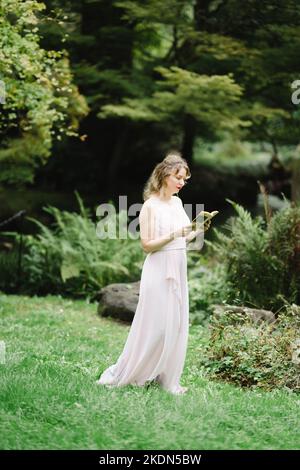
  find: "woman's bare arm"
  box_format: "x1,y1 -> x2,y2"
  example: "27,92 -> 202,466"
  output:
139,203 -> 193,254
139,204 -> 173,253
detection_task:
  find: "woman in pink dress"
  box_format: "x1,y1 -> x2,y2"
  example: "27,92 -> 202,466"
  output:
96,151 -> 209,395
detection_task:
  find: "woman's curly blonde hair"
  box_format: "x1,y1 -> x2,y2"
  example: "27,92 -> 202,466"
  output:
143,150 -> 191,201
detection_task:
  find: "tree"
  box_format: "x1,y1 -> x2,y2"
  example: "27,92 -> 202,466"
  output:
0,0 -> 88,185
189,0 -> 300,200
99,65 -> 247,165
9,0 -> 299,201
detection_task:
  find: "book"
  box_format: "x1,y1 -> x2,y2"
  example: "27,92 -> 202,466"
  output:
191,210 -> 219,229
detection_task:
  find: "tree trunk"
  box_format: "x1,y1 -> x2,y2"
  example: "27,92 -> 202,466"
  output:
181,115 -> 197,168
106,123 -> 129,194
194,0 -> 212,31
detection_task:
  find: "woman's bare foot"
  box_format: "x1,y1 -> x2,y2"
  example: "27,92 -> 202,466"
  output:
96,379 -> 114,387
167,385 -> 189,395
176,385 -> 188,395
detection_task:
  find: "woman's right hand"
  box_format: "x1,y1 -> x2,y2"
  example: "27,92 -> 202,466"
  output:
171,223 -> 194,239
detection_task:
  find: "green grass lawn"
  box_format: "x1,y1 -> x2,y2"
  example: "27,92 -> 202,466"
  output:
0,293 -> 300,450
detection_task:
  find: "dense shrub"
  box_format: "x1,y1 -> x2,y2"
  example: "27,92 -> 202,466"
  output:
199,302 -> 300,393
188,256 -> 233,325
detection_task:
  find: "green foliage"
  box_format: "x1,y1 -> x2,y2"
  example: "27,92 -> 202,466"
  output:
206,200 -> 300,312
99,65 -> 247,134
0,248 -> 20,293
116,0 -> 194,62
267,205 -> 300,302
116,0 -> 194,25
240,102 -> 291,145
16,192 -> 144,297
16,0 -> 300,188
188,262 -> 233,325
191,30 -> 258,61
106,0 -> 300,150
194,137 -> 269,166
201,303 -> 300,393
0,0 -> 88,184
193,138 -> 296,178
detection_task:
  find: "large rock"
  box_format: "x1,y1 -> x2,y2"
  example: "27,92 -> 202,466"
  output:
212,304 -> 276,324
96,281 -> 140,322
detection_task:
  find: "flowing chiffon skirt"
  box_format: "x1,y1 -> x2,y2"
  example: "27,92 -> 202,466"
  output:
97,244 -> 189,394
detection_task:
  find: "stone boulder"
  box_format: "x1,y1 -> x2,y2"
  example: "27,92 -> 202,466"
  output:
212,304 -> 276,324
96,281 -> 140,322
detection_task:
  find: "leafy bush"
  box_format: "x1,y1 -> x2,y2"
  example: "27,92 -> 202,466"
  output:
13,192 -> 144,297
267,205 -> 300,305
200,302 -> 300,393
188,259 -> 233,325
205,199 -> 300,312
0,0 -> 88,184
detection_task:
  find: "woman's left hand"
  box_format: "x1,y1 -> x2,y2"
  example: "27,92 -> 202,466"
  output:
204,219 -> 211,231
192,219 -> 211,232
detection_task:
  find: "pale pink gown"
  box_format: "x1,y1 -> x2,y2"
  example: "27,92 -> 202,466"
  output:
96,195 -> 191,394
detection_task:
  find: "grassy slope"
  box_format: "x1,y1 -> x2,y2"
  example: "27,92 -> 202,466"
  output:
0,293 -> 299,450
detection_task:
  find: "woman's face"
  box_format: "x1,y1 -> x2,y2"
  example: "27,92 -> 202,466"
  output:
164,167 -> 188,194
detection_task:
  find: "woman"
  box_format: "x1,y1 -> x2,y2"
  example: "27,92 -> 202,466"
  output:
96,151 -> 210,395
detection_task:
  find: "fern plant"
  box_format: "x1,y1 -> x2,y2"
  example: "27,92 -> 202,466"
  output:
205,198 -> 300,312
20,191 -> 145,297
267,205 -> 300,306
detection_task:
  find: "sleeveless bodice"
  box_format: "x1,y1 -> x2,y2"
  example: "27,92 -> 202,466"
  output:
147,196 -> 191,251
